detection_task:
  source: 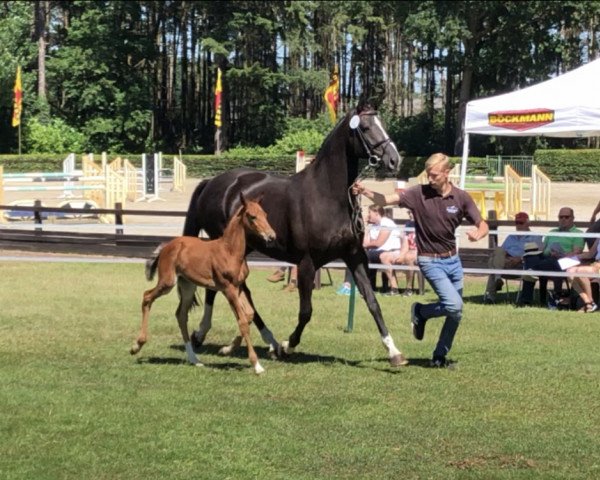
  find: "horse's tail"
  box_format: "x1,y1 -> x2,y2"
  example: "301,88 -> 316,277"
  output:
145,243 -> 165,281
182,179 -> 210,237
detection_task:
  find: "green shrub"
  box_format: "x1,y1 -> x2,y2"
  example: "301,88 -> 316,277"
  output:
533,149 -> 600,181
25,117 -> 87,153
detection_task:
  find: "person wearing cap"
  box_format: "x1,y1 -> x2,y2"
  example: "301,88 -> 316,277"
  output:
352,153 -> 489,368
483,212 -> 542,304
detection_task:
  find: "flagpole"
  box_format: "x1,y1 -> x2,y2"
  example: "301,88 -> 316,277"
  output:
18,123 -> 21,159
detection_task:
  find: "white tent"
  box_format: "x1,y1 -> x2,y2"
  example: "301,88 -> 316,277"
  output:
460,58 -> 600,187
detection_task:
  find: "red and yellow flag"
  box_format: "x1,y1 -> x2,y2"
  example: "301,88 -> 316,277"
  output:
12,65 -> 22,127
214,67 -> 222,128
323,64 -> 339,123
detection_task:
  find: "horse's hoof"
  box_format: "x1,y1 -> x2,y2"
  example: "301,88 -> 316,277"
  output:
190,331 -> 205,350
390,353 -> 409,367
281,340 -> 295,355
268,345 -> 280,360
191,362 -> 204,368
254,363 -> 265,375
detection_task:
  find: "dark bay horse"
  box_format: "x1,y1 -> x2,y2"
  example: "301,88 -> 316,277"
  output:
130,194 -> 276,374
182,103 -> 408,367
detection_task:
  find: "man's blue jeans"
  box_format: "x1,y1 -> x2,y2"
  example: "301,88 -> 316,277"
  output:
417,254 -> 464,359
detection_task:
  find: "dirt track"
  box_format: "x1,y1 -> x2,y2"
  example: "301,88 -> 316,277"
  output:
2,178 -> 599,235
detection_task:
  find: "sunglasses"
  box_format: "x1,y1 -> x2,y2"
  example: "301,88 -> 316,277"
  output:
558,215 -> 572,219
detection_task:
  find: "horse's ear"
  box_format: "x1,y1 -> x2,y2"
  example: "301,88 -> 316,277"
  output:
239,192 -> 248,209
356,94 -> 376,114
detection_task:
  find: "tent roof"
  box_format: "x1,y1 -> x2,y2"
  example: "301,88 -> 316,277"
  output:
464,59 -> 600,137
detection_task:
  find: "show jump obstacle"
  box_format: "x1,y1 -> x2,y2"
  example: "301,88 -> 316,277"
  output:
1,152 -> 186,223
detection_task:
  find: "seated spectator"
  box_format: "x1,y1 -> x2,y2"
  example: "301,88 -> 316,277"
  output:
483,211 -> 541,304
541,207 -> 585,295
519,207 -> 584,306
382,210 -> 418,296
363,205 -> 401,294
566,237 -> 600,313
267,266 -> 286,283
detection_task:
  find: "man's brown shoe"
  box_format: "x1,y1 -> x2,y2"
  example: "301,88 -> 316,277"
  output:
267,269 -> 285,283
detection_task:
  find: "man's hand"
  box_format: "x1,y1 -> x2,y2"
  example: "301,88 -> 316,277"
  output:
466,229 -> 481,242
352,181 -> 366,196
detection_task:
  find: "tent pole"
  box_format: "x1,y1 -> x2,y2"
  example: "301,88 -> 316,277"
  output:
459,133 -> 470,189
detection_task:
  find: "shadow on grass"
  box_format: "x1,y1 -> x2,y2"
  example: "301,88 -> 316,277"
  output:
166,342 -> 408,373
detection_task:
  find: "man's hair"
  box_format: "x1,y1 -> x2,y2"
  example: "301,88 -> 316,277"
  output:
425,153 -> 451,171
368,205 -> 385,216
558,207 -> 574,217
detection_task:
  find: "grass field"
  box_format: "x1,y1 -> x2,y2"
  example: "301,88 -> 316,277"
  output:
1,261 -> 599,479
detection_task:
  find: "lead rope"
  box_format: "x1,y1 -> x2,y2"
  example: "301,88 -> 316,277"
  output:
348,163 -> 373,240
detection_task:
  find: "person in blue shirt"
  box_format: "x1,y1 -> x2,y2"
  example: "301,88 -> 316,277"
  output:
484,211 -> 542,303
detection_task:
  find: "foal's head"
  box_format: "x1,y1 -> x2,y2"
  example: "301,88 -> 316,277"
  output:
238,193 -> 276,244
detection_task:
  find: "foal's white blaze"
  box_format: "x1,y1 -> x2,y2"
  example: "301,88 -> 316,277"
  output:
381,334 -> 401,358
184,342 -> 203,366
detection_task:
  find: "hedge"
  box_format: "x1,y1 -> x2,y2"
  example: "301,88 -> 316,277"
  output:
0,150 -> 598,182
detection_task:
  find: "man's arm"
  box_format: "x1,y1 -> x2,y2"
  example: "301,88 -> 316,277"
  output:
352,181 -> 401,207
466,219 -> 489,242
363,229 -> 391,249
591,200 -> 600,223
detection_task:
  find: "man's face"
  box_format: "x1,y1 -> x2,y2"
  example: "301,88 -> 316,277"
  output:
558,209 -> 574,230
427,164 -> 450,190
515,217 -> 529,231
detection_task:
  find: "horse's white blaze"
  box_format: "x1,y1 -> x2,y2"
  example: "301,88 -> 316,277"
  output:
259,327 -> 279,352
184,342 -> 201,365
381,334 -> 401,358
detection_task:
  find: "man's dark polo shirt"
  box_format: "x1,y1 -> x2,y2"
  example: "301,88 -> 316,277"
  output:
399,184 -> 482,255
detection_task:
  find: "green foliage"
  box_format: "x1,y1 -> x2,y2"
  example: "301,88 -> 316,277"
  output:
25,117 -> 87,153
0,154 -> 66,172
387,111 -> 446,157
534,148 -> 600,181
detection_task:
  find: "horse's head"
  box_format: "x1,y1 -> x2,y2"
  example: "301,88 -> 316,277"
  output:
349,103 -> 403,174
239,192 -> 277,244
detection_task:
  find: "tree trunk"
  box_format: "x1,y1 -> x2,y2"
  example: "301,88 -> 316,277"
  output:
34,0 -> 50,99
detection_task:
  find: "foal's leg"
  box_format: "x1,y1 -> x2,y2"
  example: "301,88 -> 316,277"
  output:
346,253 -> 408,367
130,281 -> 174,356
191,286 -> 216,348
223,285 -> 264,374
218,282 -> 281,358
176,279 -> 203,366
242,283 -> 281,356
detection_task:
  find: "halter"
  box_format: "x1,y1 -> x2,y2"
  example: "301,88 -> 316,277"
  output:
352,110 -> 393,168
348,110 -> 393,239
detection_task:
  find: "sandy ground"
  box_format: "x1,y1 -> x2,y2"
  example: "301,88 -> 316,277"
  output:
1,176 -> 598,240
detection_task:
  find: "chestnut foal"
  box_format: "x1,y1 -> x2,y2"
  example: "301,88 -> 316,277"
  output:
130,194 -> 276,374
